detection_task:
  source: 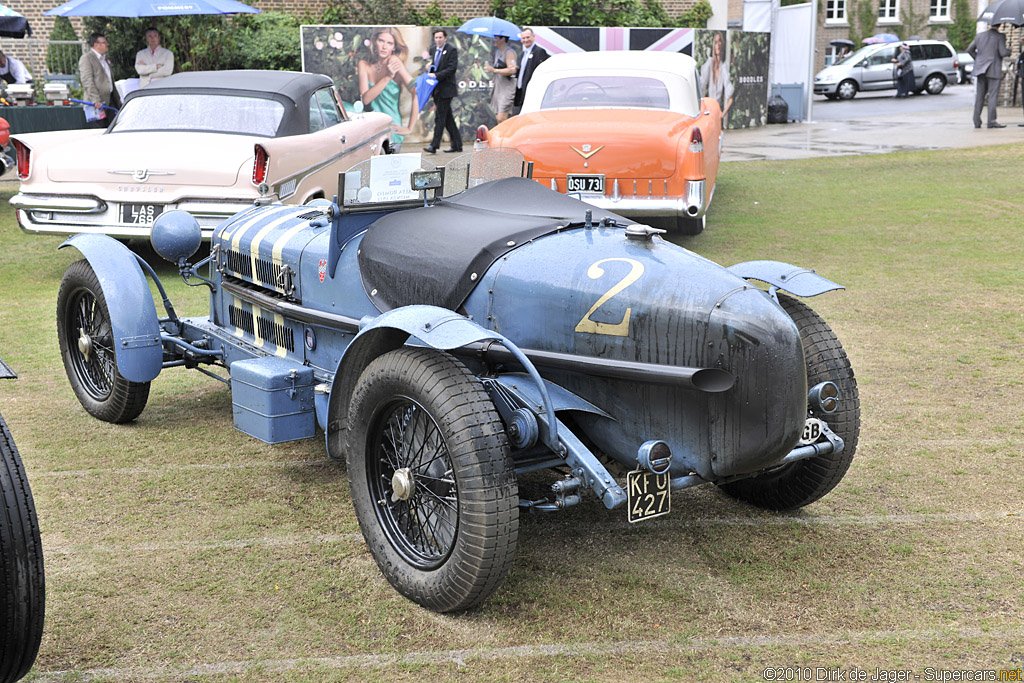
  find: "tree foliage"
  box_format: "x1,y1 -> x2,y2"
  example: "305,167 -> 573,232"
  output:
490,0 -> 711,28
946,0 -> 976,50
46,16 -> 80,75
848,0 -> 879,46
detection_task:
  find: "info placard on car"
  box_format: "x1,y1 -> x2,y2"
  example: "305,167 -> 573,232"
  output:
121,203 -> 164,225
626,469 -> 670,523
566,174 -> 604,194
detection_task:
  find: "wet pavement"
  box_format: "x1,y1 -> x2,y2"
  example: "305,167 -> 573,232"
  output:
721,100 -> 1024,162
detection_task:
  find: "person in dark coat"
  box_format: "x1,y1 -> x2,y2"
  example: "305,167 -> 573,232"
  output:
968,24 -> 1009,128
513,27 -> 549,113
423,28 -> 462,153
892,43 -> 913,97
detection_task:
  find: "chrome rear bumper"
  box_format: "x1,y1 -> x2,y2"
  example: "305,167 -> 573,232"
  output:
567,178 -> 706,228
12,193 -> 252,240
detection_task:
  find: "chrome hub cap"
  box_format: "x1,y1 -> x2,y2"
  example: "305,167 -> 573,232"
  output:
391,467 -> 414,502
77,328 -> 93,362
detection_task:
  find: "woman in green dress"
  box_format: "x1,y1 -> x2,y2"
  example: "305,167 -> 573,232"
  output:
358,27 -> 419,151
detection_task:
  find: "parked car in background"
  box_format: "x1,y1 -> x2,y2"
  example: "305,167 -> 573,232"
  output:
956,51 -> 974,84
10,71 -> 392,241
814,39 -> 958,99
479,51 -> 722,235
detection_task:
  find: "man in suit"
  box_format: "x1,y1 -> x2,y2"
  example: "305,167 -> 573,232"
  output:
968,24 -> 1009,128
423,28 -> 461,153
513,27 -> 549,113
79,33 -> 121,129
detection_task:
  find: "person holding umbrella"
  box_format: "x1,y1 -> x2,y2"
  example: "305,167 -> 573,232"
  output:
423,28 -> 461,154
968,23 -> 1009,128
484,34 -> 517,123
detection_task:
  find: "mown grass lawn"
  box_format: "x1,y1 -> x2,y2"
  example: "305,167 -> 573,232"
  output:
1,143 -> 1022,682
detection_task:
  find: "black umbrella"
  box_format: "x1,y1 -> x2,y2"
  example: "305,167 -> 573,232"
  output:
0,3 -> 32,38
830,39 -> 854,49
979,0 -> 1024,25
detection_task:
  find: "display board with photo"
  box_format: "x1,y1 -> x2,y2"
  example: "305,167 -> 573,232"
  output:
302,25 -> 771,143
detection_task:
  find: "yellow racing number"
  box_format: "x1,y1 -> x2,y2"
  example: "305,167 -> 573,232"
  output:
574,258 -> 645,336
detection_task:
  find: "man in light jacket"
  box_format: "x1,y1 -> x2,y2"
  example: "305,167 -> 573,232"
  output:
79,33 -> 120,128
968,24 -> 1010,128
135,27 -> 174,87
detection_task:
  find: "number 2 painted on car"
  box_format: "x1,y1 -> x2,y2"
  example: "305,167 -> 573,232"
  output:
574,258 -> 645,336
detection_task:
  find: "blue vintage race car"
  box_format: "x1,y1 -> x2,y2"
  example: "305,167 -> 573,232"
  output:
56,150 -> 860,612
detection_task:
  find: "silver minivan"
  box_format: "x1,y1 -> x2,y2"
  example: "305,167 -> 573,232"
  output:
814,39 -> 958,99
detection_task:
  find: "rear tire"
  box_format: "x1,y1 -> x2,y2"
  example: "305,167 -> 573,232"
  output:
677,214 -> 705,236
347,347 -> 518,612
925,74 -> 946,95
0,412 -> 45,683
719,294 -> 860,510
57,260 -> 150,423
837,80 -> 858,100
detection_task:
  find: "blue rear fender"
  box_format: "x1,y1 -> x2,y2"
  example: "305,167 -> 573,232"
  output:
59,234 -> 162,383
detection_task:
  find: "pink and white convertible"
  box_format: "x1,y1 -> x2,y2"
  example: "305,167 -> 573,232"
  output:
10,70 -> 392,240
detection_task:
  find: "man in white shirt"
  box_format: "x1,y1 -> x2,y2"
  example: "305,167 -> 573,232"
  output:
135,27 -> 174,87
0,51 -> 32,85
513,28 -> 548,113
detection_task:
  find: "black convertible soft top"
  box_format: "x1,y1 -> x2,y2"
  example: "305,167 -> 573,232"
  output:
357,177 -> 632,312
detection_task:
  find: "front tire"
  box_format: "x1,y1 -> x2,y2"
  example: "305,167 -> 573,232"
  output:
925,74 -> 946,95
720,294 -> 860,510
347,347 -> 518,612
0,412 -> 45,683
57,260 -> 150,423
837,80 -> 858,100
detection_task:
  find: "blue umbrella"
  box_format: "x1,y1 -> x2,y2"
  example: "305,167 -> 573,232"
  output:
0,3 -> 31,38
414,72 -> 437,111
45,0 -> 259,17
862,33 -> 900,44
457,17 -> 522,41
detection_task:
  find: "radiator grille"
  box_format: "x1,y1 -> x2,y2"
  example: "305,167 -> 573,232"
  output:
229,305 -> 295,352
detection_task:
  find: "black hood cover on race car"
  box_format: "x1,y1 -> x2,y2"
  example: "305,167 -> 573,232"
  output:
357,177 -> 631,312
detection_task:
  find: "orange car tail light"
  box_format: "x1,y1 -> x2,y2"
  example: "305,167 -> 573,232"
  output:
13,139 -> 30,180
252,144 -> 269,185
475,125 -> 489,143
681,127 -> 705,181
688,127 -> 703,153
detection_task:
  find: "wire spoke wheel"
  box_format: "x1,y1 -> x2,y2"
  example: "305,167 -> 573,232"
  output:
66,287 -> 117,400
369,399 -> 459,569
348,347 -> 518,612
57,260 -> 150,424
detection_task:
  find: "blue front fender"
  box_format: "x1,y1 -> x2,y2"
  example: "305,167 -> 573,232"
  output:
727,260 -> 844,298
59,234 -> 162,383
325,305 -> 559,460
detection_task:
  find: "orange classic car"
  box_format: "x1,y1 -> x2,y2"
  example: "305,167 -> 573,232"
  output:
481,50 -> 722,235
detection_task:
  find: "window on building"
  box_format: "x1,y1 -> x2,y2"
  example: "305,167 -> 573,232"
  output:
825,0 -> 847,22
878,0 -> 899,21
930,0 -> 950,19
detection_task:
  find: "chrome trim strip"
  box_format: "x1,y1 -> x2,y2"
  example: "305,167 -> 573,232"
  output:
10,194 -> 106,212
